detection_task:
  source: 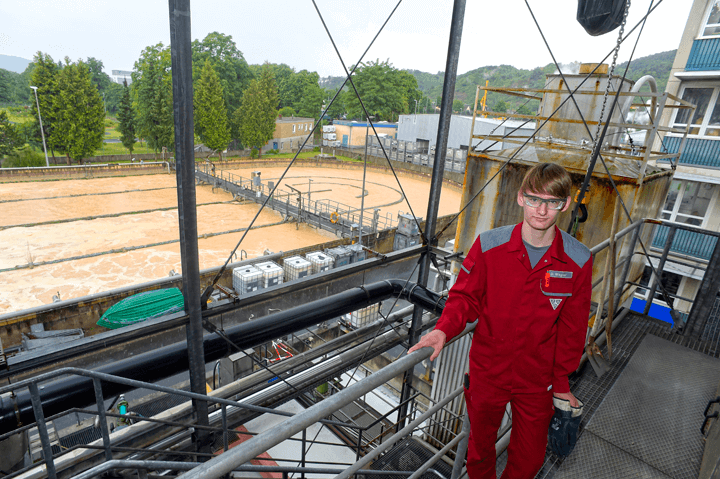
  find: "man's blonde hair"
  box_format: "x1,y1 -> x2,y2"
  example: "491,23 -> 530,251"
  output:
520,163 -> 572,199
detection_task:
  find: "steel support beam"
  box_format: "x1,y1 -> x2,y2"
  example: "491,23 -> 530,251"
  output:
399,0 -> 466,431
168,0 -> 210,449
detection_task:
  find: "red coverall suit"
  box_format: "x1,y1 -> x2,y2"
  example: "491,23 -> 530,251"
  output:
434,223 -> 592,479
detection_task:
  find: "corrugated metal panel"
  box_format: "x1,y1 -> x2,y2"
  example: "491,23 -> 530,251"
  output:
427,333 -> 471,448
686,38 -> 720,71
663,136 -> 720,168
651,226 -> 718,260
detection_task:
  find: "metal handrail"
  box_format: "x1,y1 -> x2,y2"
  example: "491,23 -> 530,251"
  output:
176,344 -> 455,479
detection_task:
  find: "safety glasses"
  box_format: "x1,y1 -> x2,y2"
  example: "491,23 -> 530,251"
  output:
523,194 -> 566,210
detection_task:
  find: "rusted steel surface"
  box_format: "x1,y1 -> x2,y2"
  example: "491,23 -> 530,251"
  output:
453,150 -> 672,309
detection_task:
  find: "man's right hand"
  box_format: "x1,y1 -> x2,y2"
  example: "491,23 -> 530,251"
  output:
407,330 -> 447,361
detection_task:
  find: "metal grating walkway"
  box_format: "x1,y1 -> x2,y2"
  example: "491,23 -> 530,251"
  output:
495,310 -> 720,478
555,334 -> 719,478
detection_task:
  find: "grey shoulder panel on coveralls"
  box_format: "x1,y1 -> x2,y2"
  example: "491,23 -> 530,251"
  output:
480,224 -> 515,253
559,230 -> 591,268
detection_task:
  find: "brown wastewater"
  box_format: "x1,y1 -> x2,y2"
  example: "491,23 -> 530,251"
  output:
0,164 -> 462,313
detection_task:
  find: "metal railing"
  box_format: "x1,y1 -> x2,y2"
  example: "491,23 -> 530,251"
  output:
194,162 -> 399,238
6,218 -> 720,479
366,136 -> 467,174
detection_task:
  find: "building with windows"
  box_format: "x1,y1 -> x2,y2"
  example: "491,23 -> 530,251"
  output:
111,70 -> 133,85
331,120 -> 398,148
397,114 -> 535,152
643,0 -> 720,320
266,117 -> 315,153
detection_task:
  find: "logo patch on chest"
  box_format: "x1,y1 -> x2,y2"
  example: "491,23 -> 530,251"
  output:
549,298 -> 563,310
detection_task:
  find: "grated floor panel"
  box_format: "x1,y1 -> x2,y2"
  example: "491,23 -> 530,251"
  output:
555,334 -> 719,478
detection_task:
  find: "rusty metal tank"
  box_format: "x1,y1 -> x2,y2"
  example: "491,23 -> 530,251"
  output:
455,64 -> 683,309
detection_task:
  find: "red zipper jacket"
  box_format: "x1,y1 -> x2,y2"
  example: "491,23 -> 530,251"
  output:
435,223 -> 592,394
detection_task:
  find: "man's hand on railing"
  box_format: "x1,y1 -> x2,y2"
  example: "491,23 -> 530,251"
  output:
407,329 -> 447,361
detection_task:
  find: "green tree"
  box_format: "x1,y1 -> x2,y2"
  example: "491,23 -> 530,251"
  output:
192,32 -> 253,139
50,59 -> 105,164
452,99 -> 464,113
492,100 -> 508,114
85,57 -> 112,97
296,73 -> 325,121
516,104 -> 534,116
345,60 -> 417,122
0,110 -> 22,158
278,106 -> 296,118
324,88 -> 346,119
236,64 -> 278,156
29,52 -> 61,157
104,82 -> 123,114
117,79 -> 136,155
194,62 -> 231,160
270,64 -> 299,109
133,43 -> 174,153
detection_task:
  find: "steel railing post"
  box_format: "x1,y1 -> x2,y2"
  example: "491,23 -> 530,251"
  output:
301,428 -> 307,479
450,413 -> 471,479
29,382 -> 57,479
222,405 -> 228,452
643,225 -> 675,316
614,223 -> 641,316
92,378 -> 113,461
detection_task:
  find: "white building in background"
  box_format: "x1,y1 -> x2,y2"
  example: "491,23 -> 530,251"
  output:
111,70 -> 133,85
641,0 -> 720,321
396,114 -> 535,153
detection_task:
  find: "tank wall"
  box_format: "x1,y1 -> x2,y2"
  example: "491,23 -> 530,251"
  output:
454,155 -> 673,313
538,74 -> 633,146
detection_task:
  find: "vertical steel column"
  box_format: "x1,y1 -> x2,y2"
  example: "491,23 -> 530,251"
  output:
614,224 -> 640,314
397,0 -> 466,431
685,237 -> 720,338
92,378 -> 113,461
450,413 -> 471,479
643,226 -> 675,316
168,0 -> 210,449
29,382 -> 57,479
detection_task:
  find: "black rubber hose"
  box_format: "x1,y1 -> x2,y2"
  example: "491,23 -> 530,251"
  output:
0,280 -> 444,434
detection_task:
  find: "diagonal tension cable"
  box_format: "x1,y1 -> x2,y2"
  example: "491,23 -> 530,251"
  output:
431,0 -> 665,245
200,0 -> 405,303
310,0 -> 429,245
526,0 -> 680,319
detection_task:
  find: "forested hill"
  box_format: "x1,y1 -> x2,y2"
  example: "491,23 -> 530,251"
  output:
321,50 -> 676,113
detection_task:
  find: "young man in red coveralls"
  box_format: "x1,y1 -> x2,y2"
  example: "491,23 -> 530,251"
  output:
409,163 -> 592,479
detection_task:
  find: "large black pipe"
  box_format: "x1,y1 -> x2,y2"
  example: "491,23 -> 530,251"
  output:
0,280 -> 444,435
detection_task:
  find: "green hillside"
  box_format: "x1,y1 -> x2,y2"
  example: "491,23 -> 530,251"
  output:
321,50 -> 676,115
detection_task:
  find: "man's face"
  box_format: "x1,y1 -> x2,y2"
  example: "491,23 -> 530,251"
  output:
516,190 -> 571,233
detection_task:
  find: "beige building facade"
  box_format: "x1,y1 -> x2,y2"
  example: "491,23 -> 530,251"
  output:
266,117 -> 315,153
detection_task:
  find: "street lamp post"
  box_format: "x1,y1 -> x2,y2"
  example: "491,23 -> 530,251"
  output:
358,115 -> 374,245
29,86 -> 50,167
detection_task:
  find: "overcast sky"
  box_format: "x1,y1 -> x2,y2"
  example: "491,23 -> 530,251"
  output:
0,0 -> 693,78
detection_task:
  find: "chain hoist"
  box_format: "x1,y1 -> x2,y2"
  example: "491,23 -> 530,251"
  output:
592,0 -> 631,151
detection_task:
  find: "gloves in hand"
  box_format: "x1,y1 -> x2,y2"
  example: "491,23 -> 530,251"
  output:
548,396 -> 584,457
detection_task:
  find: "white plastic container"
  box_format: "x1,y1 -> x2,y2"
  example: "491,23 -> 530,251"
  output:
305,251 -> 333,274
350,302 -> 381,329
232,265 -> 263,295
346,243 -> 366,263
325,246 -> 352,267
283,255 -> 313,281
254,261 -> 284,288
